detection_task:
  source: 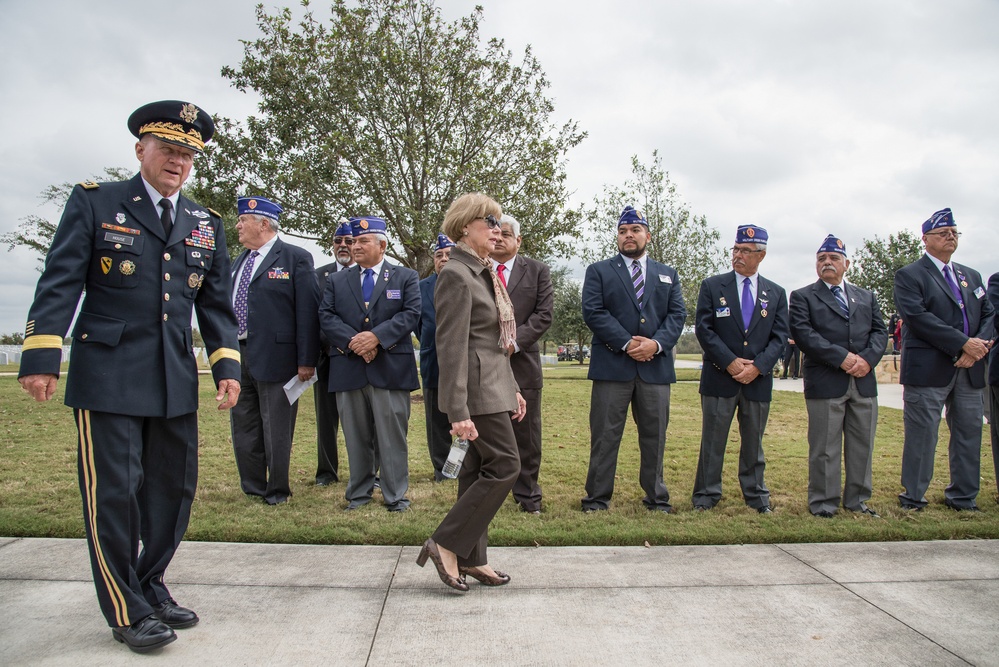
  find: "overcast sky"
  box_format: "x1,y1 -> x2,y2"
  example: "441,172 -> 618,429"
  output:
2,0 -> 998,334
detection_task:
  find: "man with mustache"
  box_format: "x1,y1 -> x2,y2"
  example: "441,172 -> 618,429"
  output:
692,225 -> 788,514
314,219 -> 355,486
894,208 -> 994,511
790,235 -> 888,518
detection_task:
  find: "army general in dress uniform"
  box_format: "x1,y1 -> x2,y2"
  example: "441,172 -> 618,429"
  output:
18,101 -> 241,653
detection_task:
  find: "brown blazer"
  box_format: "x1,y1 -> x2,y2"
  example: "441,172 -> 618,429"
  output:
435,246 -> 520,422
504,254 -> 554,390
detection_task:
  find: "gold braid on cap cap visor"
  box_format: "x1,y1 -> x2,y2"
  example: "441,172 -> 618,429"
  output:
139,121 -> 204,151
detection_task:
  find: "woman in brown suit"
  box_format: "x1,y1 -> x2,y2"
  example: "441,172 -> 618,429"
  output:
416,193 -> 526,592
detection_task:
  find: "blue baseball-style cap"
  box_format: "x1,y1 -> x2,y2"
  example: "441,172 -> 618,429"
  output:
334,221 -> 352,237
237,197 -> 282,221
618,206 -> 648,228
922,208 -> 955,234
817,234 -> 847,256
735,224 -> 768,245
350,216 -> 388,237
434,233 -> 456,251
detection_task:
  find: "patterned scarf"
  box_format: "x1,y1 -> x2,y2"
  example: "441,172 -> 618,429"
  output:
457,241 -> 517,349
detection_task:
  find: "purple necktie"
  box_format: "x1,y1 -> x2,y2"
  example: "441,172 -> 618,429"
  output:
741,277 -> 753,330
942,265 -> 970,336
234,251 -> 259,336
631,260 -> 644,305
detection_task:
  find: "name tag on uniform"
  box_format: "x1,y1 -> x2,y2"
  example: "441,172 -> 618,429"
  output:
104,232 -> 134,245
975,286 -> 985,299
715,307 -> 731,318
659,274 -> 672,283
386,289 -> 401,299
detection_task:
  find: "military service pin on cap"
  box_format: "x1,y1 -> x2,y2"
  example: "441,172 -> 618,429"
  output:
922,208 -> 955,234
817,234 -> 847,256
237,197 -> 283,221
735,224 -> 768,245
618,206 -> 648,228
350,216 -> 387,237
128,100 -> 215,153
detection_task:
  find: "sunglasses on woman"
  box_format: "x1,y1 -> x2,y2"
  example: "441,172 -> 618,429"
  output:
474,214 -> 501,229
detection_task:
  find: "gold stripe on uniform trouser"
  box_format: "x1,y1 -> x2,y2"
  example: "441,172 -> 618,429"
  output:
77,410 -> 130,627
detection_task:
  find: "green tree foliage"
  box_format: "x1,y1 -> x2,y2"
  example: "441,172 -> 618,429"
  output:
851,230 -> 923,316
581,150 -> 726,325
0,332 -> 25,345
3,167 -> 132,269
546,266 -> 590,364
193,0 -> 586,276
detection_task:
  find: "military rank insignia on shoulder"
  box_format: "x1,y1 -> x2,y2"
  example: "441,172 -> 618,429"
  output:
79,181 -> 100,190
207,207 -> 223,219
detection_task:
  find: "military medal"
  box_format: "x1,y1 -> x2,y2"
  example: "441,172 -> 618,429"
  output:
719,297 -> 727,306
119,260 -> 136,275
188,273 -> 200,288
961,281 -> 968,287
761,309 -> 768,318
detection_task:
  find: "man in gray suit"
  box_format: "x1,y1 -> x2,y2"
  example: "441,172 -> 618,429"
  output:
894,208 -> 994,511
491,214 -> 553,514
790,235 -> 888,518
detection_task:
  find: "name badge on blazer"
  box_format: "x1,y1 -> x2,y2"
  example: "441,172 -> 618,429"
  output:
975,286 -> 985,299
386,289 -> 401,299
659,274 -> 672,283
715,307 -> 731,318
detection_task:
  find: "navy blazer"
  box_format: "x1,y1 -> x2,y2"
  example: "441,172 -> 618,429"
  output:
416,272 -> 441,389
232,237 -> 321,383
789,280 -> 888,399
894,255 -> 994,388
319,259 -> 421,392
20,174 -> 240,418
989,272 -> 999,387
695,271 -> 789,401
582,255 -> 686,384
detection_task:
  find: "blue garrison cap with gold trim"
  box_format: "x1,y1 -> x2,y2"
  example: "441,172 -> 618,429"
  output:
922,208 -> 955,234
334,221 -> 352,237
618,206 -> 648,228
435,233 -> 456,251
237,197 -> 282,221
736,224 -> 768,245
817,234 -> 847,256
350,216 -> 387,237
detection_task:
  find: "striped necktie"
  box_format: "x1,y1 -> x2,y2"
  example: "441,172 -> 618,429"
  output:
631,260 -> 644,304
831,285 -> 849,318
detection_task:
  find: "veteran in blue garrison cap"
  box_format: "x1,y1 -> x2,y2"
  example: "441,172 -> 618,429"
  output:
319,214 -> 421,511
789,234 -> 887,518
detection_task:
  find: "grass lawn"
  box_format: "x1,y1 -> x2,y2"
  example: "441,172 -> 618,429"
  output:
1,364 -> 996,546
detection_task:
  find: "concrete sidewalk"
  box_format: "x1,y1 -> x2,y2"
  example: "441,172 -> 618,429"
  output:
2,538 -> 998,666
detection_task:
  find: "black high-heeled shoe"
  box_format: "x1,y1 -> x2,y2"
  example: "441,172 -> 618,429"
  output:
416,539 -> 469,592
459,566 -> 511,586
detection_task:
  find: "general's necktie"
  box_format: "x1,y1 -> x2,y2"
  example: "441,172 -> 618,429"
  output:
741,277 -> 753,330
362,268 -> 375,304
831,284 -> 849,318
631,260 -> 644,304
159,198 -> 173,236
943,265 -> 970,336
235,251 -> 259,336
497,263 -> 508,288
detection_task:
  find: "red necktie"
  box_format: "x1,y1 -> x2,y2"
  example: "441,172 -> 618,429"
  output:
497,264 -> 507,288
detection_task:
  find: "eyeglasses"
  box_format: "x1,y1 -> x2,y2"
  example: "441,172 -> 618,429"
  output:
925,230 -> 961,240
474,214 -> 502,229
333,237 -> 355,246
731,247 -> 765,256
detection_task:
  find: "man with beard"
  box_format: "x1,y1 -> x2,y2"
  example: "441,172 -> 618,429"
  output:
580,206 -> 686,513
895,208 -> 994,511
416,233 -> 456,481
314,219 -> 355,486
789,235 -> 887,518
692,225 -> 787,514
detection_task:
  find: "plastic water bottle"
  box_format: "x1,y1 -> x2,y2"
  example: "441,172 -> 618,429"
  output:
441,438 -> 470,479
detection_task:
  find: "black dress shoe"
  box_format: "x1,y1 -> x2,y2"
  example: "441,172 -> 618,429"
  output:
581,506 -> 606,513
900,504 -> 923,512
757,505 -> 773,514
112,616 -> 176,653
812,510 -> 834,518
945,500 -> 981,512
853,507 -> 881,518
152,598 -> 199,629
647,505 -> 674,514
692,505 -> 711,512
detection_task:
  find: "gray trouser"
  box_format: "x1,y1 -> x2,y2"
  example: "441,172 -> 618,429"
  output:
338,386 -> 411,510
